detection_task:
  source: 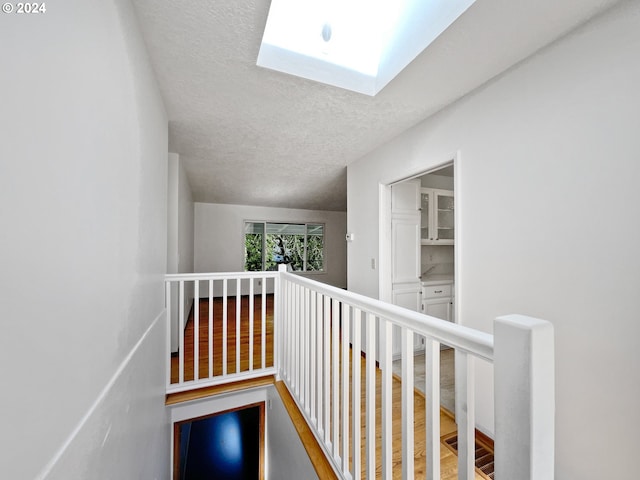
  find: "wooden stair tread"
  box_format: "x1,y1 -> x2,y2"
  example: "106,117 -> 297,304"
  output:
442,433 -> 496,480
166,375 -> 275,405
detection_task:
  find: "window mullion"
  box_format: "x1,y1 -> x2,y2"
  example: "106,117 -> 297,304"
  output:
262,222 -> 266,271
303,223 -> 308,272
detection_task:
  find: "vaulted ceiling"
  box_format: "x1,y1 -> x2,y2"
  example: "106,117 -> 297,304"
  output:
131,0 -> 620,211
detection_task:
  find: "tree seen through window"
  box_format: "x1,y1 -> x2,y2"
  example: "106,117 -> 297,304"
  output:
244,222 -> 324,272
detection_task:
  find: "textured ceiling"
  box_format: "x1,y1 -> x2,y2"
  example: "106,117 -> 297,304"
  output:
131,0 -> 620,211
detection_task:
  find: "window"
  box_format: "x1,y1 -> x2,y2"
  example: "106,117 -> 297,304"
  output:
257,0 -> 477,95
244,222 -> 325,272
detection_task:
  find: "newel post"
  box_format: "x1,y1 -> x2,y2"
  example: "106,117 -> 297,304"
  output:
494,315 -> 555,479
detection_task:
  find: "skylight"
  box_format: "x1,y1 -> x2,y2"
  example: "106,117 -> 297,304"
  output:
257,0 -> 477,96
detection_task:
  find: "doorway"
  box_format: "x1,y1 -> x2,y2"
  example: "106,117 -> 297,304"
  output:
383,162 -> 457,325
381,159 -> 458,413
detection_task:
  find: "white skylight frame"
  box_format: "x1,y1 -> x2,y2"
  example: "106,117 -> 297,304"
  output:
257,0 -> 477,96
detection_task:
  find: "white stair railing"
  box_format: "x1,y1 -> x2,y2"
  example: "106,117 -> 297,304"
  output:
277,269 -> 554,480
165,271 -> 279,394
165,269 -> 554,479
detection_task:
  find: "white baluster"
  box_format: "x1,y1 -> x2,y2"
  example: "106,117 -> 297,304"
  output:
222,279 -> 228,376
208,280 -> 213,379
323,294 -> 331,446
261,276 -> 266,370
341,303 -> 350,475
288,280 -> 293,384
235,278 -> 241,374
310,289 -> 317,424
249,278 -> 254,371
165,281 -> 172,388
425,337 -> 440,480
316,292 -> 324,435
455,349 -> 475,480
287,280 -> 293,385
281,278 -> 287,382
332,298 -> 340,458
365,313 -> 376,480
381,318 -> 393,480
194,281 -> 199,381
179,280 -> 185,384
352,307 -> 362,479
303,287 -> 309,409
401,326 -> 414,480
294,283 -> 300,397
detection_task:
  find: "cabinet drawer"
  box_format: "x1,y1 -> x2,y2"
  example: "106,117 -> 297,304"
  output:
422,284 -> 452,299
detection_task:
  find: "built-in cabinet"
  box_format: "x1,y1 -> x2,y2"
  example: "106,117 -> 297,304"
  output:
390,179 -> 455,357
420,188 -> 454,245
391,179 -> 421,307
421,280 -> 454,322
390,180 -> 422,357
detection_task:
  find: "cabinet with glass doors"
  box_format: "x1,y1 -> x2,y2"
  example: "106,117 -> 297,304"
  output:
420,188 -> 454,245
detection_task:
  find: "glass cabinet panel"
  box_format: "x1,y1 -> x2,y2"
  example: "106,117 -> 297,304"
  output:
436,193 -> 454,241
420,191 -> 430,241
421,188 -> 455,244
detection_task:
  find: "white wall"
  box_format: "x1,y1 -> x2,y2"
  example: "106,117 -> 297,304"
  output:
167,152 -> 195,275
167,154 -> 180,274
178,158 -> 195,275
420,173 -> 454,190
195,203 -> 347,288
266,387 -> 319,479
0,1 -> 169,478
169,386 -> 318,480
167,153 -> 195,351
347,2 -> 639,478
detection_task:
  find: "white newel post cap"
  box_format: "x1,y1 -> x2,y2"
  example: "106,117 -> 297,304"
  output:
494,314 -> 555,480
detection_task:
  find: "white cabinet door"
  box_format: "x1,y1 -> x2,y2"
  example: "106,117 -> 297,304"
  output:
433,189 -> 454,244
393,286 -> 421,311
420,189 -> 432,243
392,179 -> 421,214
391,215 -> 421,284
390,179 -> 421,357
420,187 -> 454,245
392,285 -> 421,357
391,180 -> 420,284
422,299 -> 451,321
450,296 -> 455,323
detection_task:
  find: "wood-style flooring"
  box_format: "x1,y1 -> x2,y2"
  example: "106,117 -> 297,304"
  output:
343,350 -> 488,480
170,295 -> 274,383
169,296 -> 491,479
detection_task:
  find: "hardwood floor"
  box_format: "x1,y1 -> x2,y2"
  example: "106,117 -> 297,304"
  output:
344,351 -> 487,480
170,296 -> 274,383
170,296 -> 491,479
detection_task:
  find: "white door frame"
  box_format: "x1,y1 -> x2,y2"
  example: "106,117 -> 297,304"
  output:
378,183 -> 393,303
379,152 -> 461,324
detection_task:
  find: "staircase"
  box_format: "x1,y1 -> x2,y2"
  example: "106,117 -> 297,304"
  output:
165,266 -> 555,479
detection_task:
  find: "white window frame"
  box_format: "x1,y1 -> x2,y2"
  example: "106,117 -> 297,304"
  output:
243,221 -> 326,273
